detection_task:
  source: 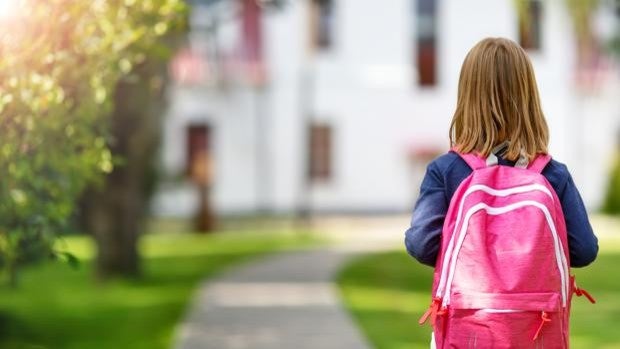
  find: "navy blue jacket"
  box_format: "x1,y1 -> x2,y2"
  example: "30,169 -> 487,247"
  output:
404,151 -> 599,268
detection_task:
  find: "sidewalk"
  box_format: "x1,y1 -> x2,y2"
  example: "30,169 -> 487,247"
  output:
173,249 -> 373,349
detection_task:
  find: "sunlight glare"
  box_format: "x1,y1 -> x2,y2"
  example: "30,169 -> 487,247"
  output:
0,0 -> 19,19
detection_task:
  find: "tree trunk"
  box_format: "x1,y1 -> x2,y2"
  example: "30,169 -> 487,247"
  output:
80,61 -> 164,280
87,173 -> 143,279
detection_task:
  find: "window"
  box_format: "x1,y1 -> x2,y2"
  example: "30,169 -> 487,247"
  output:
310,0 -> 333,51
241,0 -> 265,85
186,124 -> 212,185
518,0 -> 542,51
308,124 -> 332,181
415,0 -> 438,86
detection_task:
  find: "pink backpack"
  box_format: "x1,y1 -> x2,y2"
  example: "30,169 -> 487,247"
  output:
419,150 -> 595,348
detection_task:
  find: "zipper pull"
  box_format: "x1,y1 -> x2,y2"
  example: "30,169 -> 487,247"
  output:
419,297 -> 443,326
532,311 -> 551,341
575,286 -> 596,304
573,278 -> 596,304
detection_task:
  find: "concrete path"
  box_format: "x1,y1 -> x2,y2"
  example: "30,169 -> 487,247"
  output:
174,249 -> 373,349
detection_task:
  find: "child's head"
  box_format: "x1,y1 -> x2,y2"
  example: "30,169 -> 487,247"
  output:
450,37 -> 549,162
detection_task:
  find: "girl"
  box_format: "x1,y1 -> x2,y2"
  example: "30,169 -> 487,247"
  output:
405,37 -> 598,269
405,36 -> 599,348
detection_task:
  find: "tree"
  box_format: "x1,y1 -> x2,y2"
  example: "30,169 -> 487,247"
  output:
80,55 -> 174,279
0,0 -> 185,286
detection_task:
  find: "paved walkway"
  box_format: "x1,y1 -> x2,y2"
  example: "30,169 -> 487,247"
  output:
174,249 -> 373,349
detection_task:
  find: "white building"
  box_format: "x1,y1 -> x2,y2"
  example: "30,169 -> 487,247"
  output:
152,0 -> 620,218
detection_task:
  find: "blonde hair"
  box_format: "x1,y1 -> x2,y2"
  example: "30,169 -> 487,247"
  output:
449,37 -> 549,162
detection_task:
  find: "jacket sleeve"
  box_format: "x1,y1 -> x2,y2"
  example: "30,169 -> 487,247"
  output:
558,173 -> 599,267
404,161 -> 448,267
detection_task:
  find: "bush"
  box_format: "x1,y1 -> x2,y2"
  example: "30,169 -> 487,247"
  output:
603,153 -> 620,215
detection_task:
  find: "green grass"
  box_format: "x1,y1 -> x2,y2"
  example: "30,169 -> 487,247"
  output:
338,242 -> 620,349
0,231 -> 318,349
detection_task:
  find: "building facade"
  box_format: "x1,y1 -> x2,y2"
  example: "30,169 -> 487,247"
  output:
152,0 -> 620,217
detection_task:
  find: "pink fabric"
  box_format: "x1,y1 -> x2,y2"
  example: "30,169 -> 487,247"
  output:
528,154 -> 552,173
458,152 -> 488,170
450,292 -> 561,312
449,147 -> 488,170
427,153 -> 571,348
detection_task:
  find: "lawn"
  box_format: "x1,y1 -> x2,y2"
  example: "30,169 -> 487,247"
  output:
338,236 -> 620,349
0,230 -> 318,349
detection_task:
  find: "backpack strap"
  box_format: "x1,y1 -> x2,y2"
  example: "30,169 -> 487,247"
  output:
527,154 -> 552,173
451,148 -> 487,170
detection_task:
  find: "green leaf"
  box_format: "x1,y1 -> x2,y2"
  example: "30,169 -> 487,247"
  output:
57,251 -> 81,269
